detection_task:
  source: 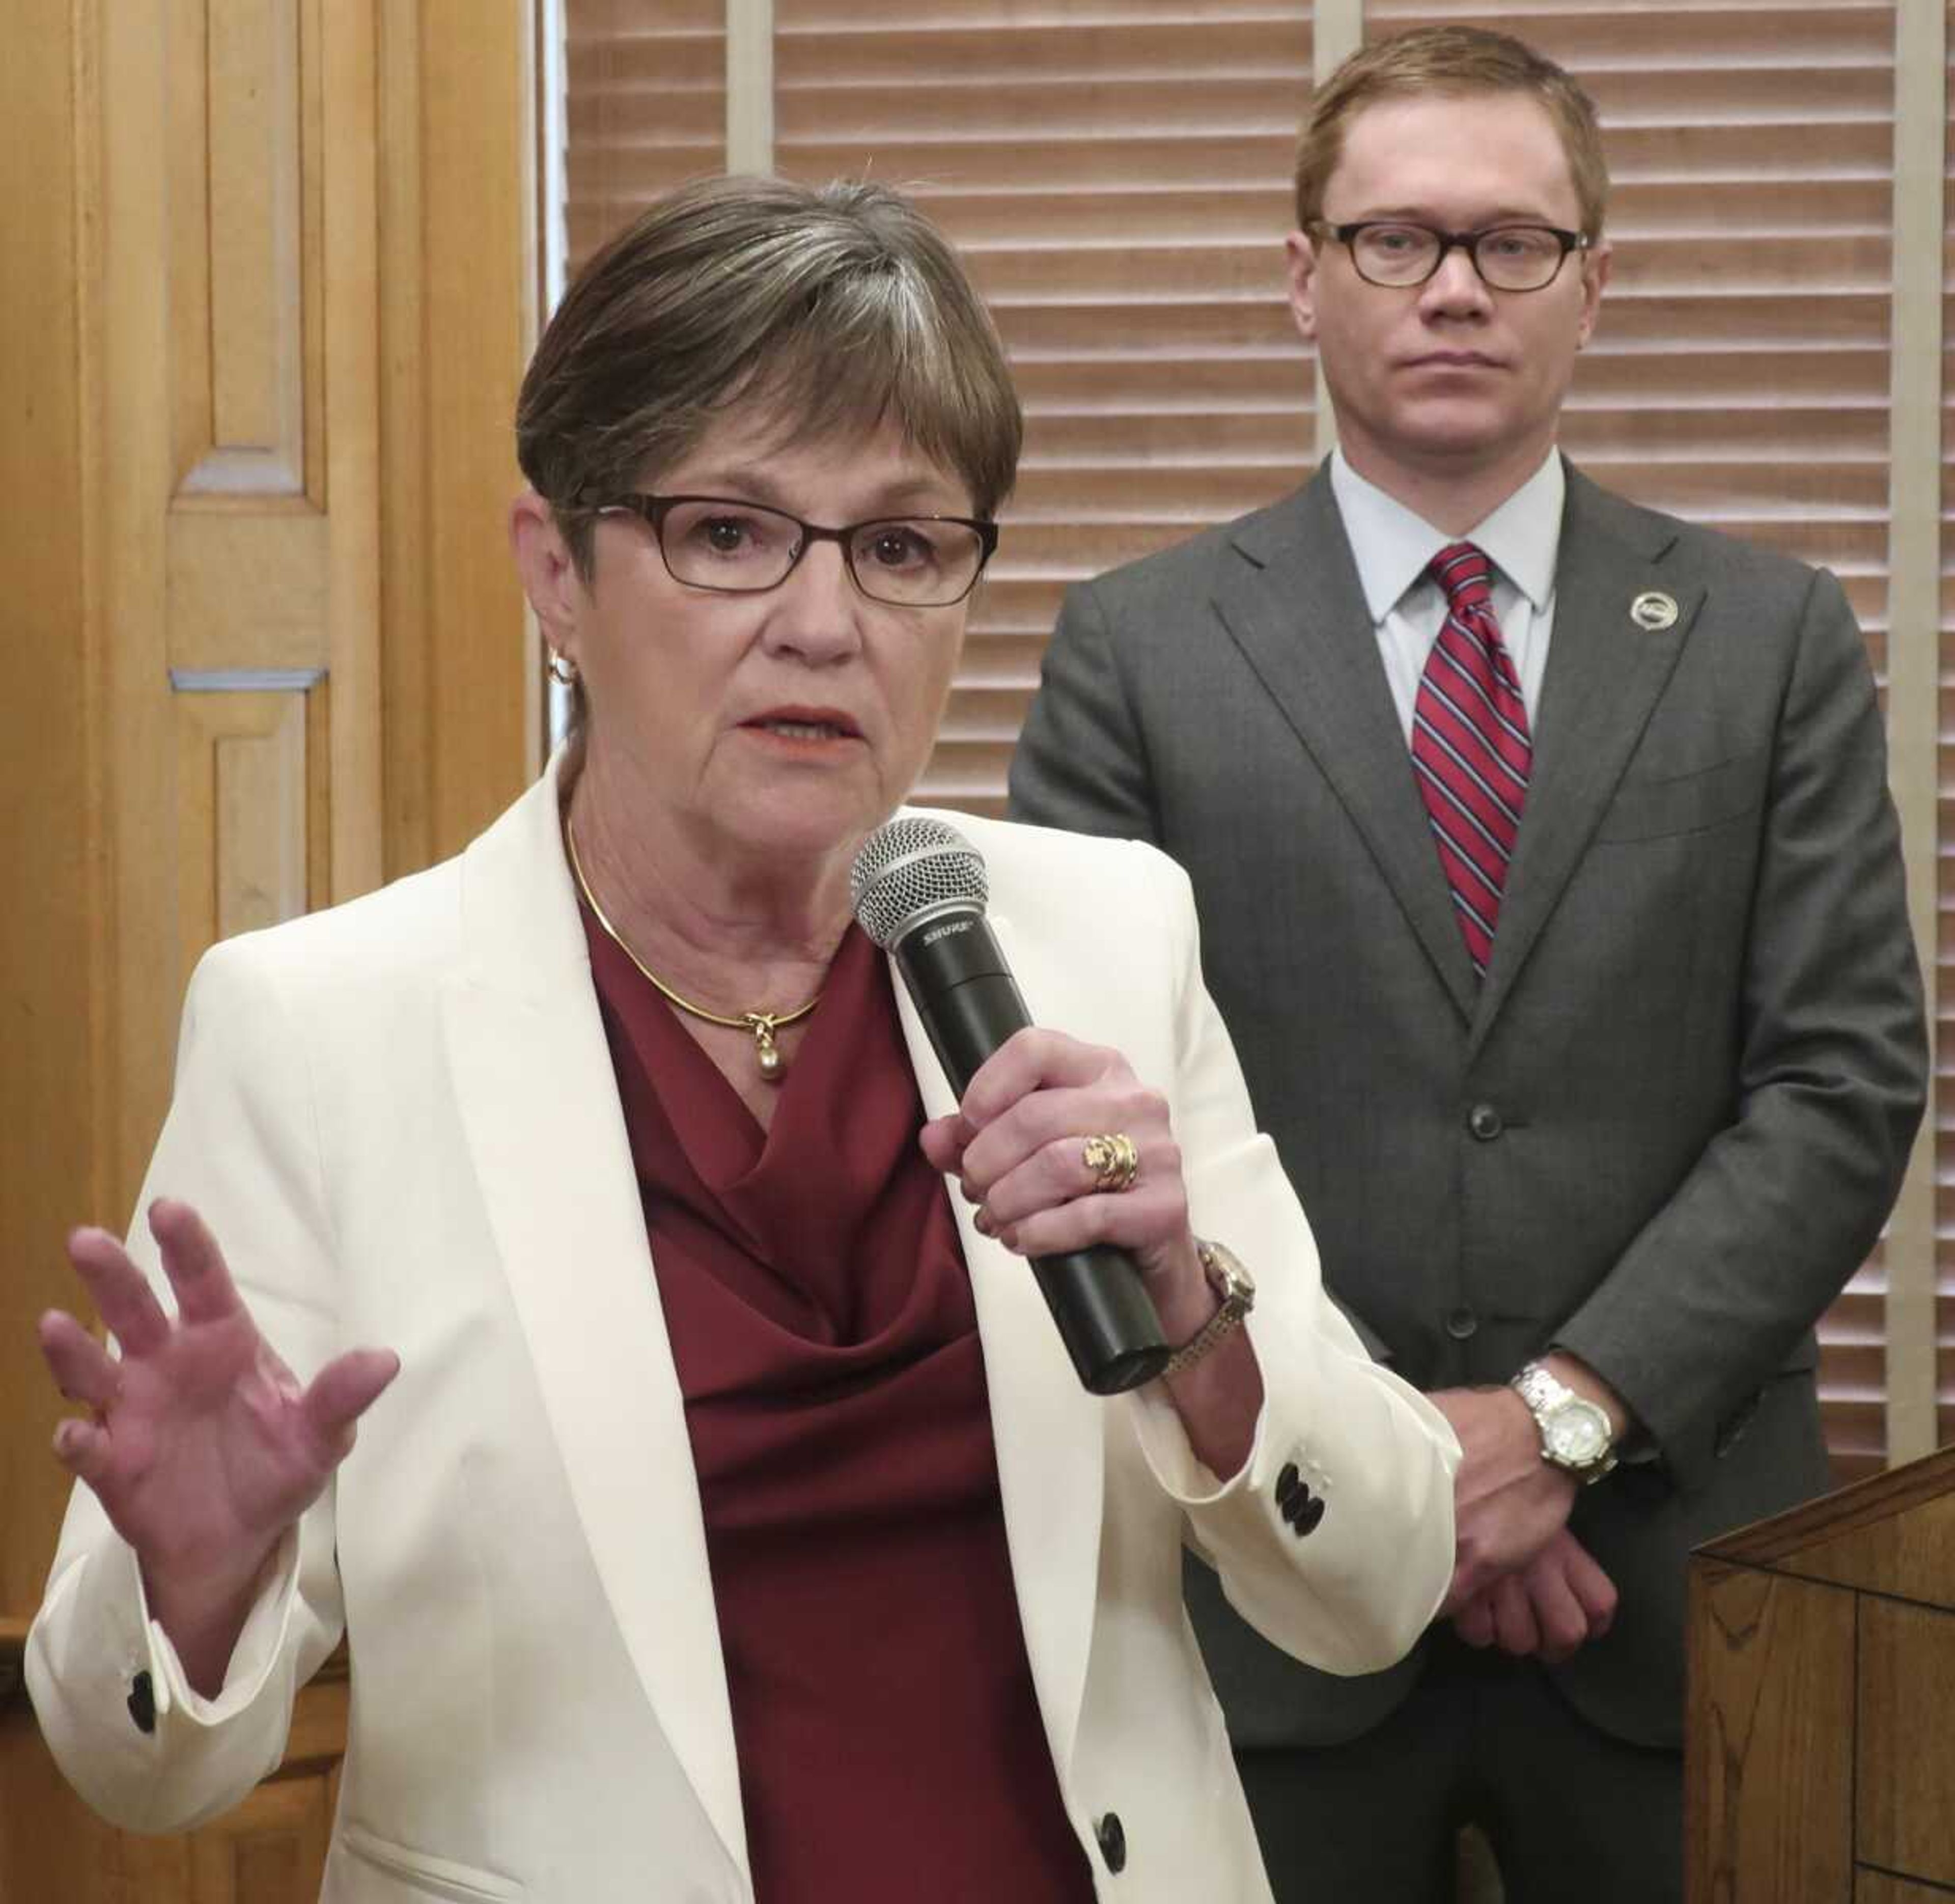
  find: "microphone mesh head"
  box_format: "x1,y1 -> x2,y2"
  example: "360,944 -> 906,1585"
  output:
850,815 -> 989,947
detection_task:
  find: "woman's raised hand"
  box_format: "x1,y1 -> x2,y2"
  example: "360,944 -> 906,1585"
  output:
37,1197 -> 398,1691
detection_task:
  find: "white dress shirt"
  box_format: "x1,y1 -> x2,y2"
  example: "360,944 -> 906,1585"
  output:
1329,449 -> 1565,744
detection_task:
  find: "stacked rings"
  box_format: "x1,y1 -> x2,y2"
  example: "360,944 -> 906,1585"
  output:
1081,1132 -> 1140,1194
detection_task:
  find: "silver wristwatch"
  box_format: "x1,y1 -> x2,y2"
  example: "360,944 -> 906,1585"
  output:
1510,1361 -> 1617,1482
1161,1240 -> 1256,1378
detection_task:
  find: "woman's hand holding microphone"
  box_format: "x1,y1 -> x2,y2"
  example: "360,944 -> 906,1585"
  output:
919,1027 -> 1263,1474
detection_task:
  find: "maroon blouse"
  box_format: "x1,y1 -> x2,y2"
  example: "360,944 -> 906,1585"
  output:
580,910 -> 1095,1902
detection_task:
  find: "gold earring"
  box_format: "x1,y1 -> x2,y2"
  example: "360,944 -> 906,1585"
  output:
547,651 -> 578,686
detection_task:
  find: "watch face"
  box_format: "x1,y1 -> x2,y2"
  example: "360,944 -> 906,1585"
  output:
1546,1403 -> 1610,1466
1199,1241 -> 1255,1305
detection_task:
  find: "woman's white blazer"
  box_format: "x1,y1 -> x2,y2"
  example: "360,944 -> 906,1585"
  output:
29,762 -> 1457,1902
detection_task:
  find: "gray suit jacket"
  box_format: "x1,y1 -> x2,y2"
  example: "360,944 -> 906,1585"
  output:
1008,461 -> 1928,1750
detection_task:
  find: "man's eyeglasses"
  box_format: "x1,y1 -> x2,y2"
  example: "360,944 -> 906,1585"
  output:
591,494 -> 999,608
1315,221 -> 1590,293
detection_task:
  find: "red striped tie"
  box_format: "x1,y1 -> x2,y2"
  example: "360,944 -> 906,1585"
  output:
1411,543 -> 1531,977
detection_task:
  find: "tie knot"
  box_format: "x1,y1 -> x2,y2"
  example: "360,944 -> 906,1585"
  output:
1430,542 -> 1494,611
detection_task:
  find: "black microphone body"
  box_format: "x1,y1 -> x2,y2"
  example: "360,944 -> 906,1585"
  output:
853,823 -> 1170,1395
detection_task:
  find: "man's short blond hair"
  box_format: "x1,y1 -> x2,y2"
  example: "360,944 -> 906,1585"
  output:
1294,25 -> 1609,240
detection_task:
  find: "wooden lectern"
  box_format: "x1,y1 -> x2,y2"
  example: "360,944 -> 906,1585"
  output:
1687,1443 -> 1955,1901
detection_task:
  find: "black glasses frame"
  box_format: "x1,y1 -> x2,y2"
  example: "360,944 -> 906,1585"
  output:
1316,220 -> 1590,292
590,492 -> 1000,607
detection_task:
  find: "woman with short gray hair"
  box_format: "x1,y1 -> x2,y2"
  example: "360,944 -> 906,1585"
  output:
27,175 -> 1457,1901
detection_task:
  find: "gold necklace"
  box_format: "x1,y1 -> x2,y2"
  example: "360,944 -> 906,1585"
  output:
564,820 -> 821,1082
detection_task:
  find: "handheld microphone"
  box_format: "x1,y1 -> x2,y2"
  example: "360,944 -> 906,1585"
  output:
850,816 -> 1170,1396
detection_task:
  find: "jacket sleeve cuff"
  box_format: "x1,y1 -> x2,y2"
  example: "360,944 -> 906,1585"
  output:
1127,1373 -> 1270,1502
136,1527 -> 304,1730
1123,1310 -> 1460,1677
26,1523 -> 306,1834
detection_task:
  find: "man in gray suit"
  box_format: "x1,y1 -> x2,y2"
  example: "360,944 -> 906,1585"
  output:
1009,25 -> 1926,1904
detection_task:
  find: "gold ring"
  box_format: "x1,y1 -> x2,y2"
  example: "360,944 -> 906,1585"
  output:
1082,1132 -> 1140,1194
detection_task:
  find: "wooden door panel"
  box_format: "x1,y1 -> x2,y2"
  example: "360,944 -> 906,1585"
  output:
3,5 -> 535,1902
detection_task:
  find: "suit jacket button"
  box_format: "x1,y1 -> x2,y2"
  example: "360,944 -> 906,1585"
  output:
1095,1812 -> 1127,1872
1275,1461 -> 1302,1506
1467,1103 -> 1503,1141
1445,1306 -> 1479,1340
127,1669 -> 156,1735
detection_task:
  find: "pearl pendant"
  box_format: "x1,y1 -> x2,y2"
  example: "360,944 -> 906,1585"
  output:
752,1021 -> 785,1082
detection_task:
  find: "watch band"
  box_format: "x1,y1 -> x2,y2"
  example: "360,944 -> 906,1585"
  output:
1161,1239 -> 1255,1379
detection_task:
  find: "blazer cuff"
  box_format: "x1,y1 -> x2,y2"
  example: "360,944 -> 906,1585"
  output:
1127,1378 -> 1270,1502
1128,1313 -> 1460,1678
136,1526 -> 303,1730
26,1525 -> 304,1835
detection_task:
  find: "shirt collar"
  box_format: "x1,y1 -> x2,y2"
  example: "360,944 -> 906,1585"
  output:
1329,449 -> 1565,622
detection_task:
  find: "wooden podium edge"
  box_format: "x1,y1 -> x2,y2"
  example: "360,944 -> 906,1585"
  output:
1696,1442 -> 1955,1571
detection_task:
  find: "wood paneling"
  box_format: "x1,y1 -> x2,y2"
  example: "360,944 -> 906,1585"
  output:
1699,1444 -> 1955,1583
0,1676 -> 346,1904
2,4 -> 536,1899
187,1769 -> 333,1904
170,0 -> 314,498
0,0 -> 365,1658
318,0 -> 381,905
1691,1450 -> 1955,1900
1855,1873 -> 1955,1903
1780,1481 -> 1955,1605
0,1692 -> 121,1904
379,0 -> 541,882
1685,1562 -> 1856,1903
1857,1597 -> 1955,1888
166,511 -> 332,669
1,0 -> 103,1630
173,689 -> 315,982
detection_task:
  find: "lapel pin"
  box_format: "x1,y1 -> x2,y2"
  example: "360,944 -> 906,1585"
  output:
1629,590 -> 1679,632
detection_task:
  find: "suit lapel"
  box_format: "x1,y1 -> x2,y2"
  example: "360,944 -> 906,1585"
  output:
1215,471 -> 1478,1020
1471,467 -> 1696,1046
439,770 -> 751,1887
884,895 -> 1105,1784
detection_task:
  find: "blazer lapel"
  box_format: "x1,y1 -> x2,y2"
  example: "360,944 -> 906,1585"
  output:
1216,471 -> 1479,1021
1471,466 -> 1697,1046
884,898 -> 1106,1783
439,769 -> 751,1887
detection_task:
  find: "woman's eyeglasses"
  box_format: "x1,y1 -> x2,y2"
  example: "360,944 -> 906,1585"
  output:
592,494 -> 999,608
